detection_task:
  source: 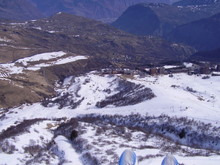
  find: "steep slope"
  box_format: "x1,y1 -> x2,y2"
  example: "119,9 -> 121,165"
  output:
112,3 -> 215,36
112,4 -> 161,36
0,0 -> 42,21
167,13 -> 220,51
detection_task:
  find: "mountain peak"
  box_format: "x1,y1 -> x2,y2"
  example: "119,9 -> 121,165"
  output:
112,2 -> 215,36
167,12 -> 220,51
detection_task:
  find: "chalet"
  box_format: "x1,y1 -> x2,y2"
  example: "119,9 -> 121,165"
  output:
148,67 -> 167,75
188,64 -> 200,75
158,67 -> 165,74
200,66 -> 211,74
149,68 -> 158,75
165,66 -> 188,74
101,68 -> 140,75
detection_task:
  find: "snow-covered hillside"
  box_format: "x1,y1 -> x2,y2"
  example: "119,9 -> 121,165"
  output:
0,71 -> 220,164
45,72 -> 220,125
0,51 -> 87,77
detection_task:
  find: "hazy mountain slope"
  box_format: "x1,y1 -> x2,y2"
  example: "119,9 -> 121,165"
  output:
112,3 -> 215,36
190,48 -> 220,62
0,0 -> 42,21
173,0 -> 220,17
173,0 -> 220,6
167,13 -> 220,51
28,0 -> 178,22
0,13 -> 195,65
0,0 -> 181,21
112,4 -> 161,36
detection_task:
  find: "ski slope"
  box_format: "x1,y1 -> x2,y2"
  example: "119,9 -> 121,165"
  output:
0,72 -> 220,164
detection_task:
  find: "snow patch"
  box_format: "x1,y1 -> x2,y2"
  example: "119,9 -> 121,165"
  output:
0,51 -> 87,76
16,51 -> 66,66
0,37 -> 11,43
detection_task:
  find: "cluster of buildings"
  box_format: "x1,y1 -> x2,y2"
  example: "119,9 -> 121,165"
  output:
148,62 -> 220,76
101,62 -> 220,76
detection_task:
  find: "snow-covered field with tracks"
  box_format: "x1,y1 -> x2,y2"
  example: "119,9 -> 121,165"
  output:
0,71 -> 220,165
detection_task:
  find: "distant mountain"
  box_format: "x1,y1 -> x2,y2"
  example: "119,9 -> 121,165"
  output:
28,0 -> 179,22
190,48 -> 220,62
0,0 -> 181,21
111,3 -> 214,36
0,12 -> 195,65
167,13 -> 220,51
173,0 -> 220,6
173,0 -> 220,17
0,0 -> 42,21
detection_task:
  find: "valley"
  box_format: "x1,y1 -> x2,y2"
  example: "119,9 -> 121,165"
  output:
0,12 -> 195,108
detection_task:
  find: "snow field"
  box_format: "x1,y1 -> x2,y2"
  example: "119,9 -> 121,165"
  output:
0,72 -> 220,164
0,120 -> 60,165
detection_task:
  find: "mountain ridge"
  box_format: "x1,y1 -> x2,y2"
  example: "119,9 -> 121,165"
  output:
0,0 -> 180,21
173,0 -> 220,6
0,12 -> 195,65
112,3 -> 216,36
167,12 -> 220,51
28,0 -> 177,21
0,0 -> 42,21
